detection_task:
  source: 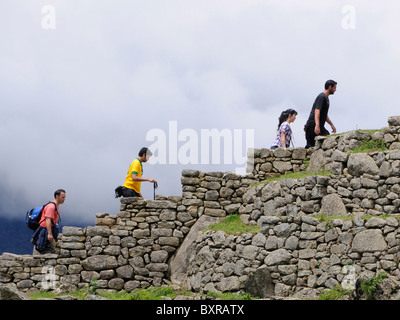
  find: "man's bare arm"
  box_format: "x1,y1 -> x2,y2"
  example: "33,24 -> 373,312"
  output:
314,109 -> 321,135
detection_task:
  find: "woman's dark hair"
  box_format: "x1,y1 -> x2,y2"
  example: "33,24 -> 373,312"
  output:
277,109 -> 297,130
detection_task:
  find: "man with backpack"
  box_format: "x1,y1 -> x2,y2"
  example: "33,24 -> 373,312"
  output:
32,189 -> 66,254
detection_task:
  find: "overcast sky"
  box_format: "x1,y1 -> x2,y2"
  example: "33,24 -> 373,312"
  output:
1,1 -> 399,225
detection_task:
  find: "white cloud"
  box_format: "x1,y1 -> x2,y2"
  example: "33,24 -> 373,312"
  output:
0,1 -> 399,223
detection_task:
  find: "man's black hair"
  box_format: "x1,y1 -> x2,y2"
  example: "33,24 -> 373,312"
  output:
139,147 -> 153,157
325,80 -> 337,90
54,189 -> 66,198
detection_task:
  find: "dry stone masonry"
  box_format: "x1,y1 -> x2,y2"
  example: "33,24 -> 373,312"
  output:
241,149 -> 400,224
248,147 -> 312,181
1,115 -> 400,299
186,215 -> 400,298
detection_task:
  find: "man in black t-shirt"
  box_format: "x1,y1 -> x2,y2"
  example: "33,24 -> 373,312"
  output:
304,80 -> 337,148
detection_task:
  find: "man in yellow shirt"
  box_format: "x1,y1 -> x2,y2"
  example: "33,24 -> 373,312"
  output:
117,147 -> 156,198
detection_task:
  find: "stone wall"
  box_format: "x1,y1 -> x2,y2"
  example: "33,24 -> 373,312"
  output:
311,116 -> 400,175
180,153 -> 312,222
0,167 -> 265,293
240,115 -> 400,222
241,149 -> 400,224
181,170 -> 253,218
186,215 -> 400,298
1,116 -> 400,298
314,115 -> 400,154
0,253 -> 60,292
1,197 -> 202,293
247,147 -> 312,181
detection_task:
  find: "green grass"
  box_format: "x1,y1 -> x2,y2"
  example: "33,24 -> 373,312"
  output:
131,286 -> 177,300
350,139 -> 387,153
358,129 -> 383,134
318,285 -> 353,300
206,291 -> 254,300
28,286 -> 179,301
29,288 -> 91,300
28,285 -> 258,300
205,214 -> 260,235
330,129 -> 383,137
29,291 -> 61,300
360,273 -> 388,299
99,290 -> 135,300
28,286 -> 180,300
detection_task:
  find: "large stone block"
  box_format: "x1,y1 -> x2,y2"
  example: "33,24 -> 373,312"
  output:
264,249 -> 292,266
352,229 -> 387,253
61,227 -> 85,236
81,255 -> 118,271
146,200 -> 177,209
86,226 -> 112,237
320,194 -> 348,216
388,116 -> 400,126
347,153 -> 379,176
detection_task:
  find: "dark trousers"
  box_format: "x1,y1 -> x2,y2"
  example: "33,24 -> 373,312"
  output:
121,186 -> 141,197
305,125 -> 330,148
115,186 -> 141,198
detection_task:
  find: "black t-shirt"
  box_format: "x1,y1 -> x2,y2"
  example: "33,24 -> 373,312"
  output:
305,92 -> 330,128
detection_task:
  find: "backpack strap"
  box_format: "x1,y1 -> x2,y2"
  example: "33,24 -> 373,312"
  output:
38,201 -> 60,227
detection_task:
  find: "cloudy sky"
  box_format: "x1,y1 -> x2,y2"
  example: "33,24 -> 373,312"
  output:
1,1 -> 399,224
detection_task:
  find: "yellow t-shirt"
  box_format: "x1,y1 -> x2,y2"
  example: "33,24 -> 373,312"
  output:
123,158 -> 143,193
